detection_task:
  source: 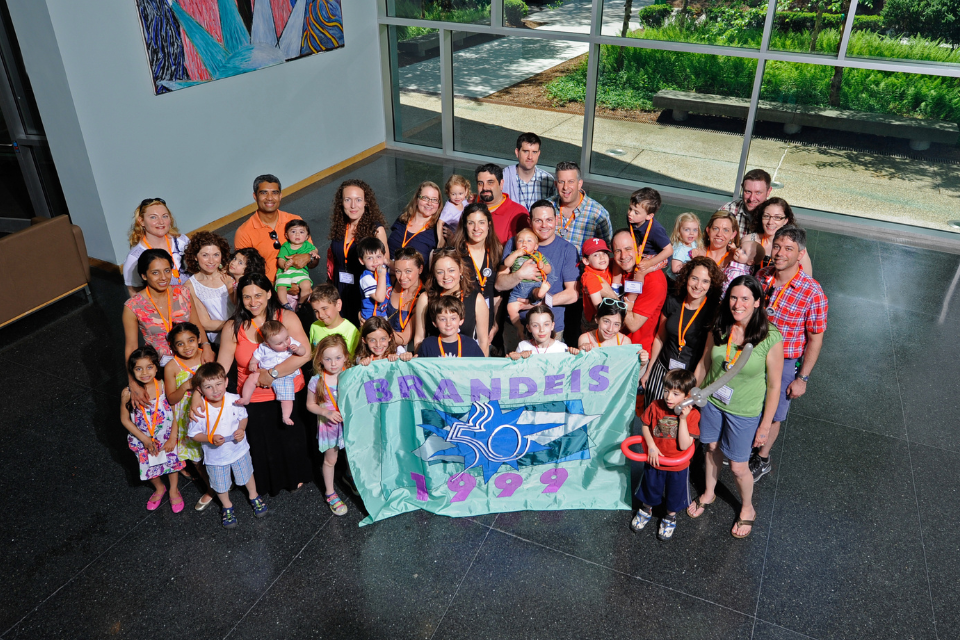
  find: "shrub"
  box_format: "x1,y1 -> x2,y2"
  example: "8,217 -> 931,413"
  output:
504,0 -> 529,26
883,0 -> 960,44
637,5 -> 672,29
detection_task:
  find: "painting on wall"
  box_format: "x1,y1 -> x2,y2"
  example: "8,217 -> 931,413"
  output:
136,0 -> 344,94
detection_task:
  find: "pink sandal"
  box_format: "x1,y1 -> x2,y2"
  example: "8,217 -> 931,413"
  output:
170,494 -> 185,513
146,486 -> 167,511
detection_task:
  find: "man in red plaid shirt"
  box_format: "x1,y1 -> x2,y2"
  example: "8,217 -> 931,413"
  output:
751,226 -> 827,481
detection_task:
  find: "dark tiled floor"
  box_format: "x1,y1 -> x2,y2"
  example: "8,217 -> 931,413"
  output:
2,150 -> 958,639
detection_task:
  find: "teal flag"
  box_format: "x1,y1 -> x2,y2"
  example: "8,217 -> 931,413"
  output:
339,346 -> 641,526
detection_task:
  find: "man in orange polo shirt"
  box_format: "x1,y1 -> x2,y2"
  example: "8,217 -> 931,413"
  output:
234,174 -> 318,283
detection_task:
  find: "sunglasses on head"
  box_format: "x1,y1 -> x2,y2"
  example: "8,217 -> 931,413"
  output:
600,297 -> 627,310
139,197 -> 166,210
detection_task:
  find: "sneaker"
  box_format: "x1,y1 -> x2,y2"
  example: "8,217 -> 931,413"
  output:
630,508 -> 653,532
658,516 -> 677,541
249,495 -> 269,518
750,455 -> 772,482
326,492 -> 348,516
221,507 -> 238,529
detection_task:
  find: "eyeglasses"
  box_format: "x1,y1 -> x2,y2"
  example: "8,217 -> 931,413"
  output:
761,215 -> 787,222
418,196 -> 440,205
599,297 -> 627,310
268,230 -> 281,250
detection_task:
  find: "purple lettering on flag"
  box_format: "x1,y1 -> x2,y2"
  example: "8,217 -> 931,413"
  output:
544,374 -> 564,396
398,375 -> 427,400
433,379 -> 463,403
411,472 -> 429,501
570,368 -> 581,393
471,378 -> 501,403
509,377 -> 537,399
588,365 -> 610,392
363,379 -> 392,404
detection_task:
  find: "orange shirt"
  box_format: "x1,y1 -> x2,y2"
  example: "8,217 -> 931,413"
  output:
581,264 -> 612,323
234,210 -> 310,282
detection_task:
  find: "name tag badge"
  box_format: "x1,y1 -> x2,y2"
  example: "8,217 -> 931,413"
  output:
485,297 -> 491,308
624,280 -> 643,294
339,272 -> 355,285
147,450 -> 168,467
712,385 -> 734,405
668,358 -> 685,371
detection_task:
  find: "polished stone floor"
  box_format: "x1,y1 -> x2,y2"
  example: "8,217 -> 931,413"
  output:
2,150 -> 959,639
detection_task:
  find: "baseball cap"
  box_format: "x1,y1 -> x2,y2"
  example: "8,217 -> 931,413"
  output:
582,238 -> 611,257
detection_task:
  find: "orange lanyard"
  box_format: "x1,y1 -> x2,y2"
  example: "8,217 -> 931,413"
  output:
145,287 -> 174,332
397,282 -> 421,331
766,268 -> 801,311
144,236 -> 179,278
250,318 -> 264,340
677,298 -> 707,352
439,335 -> 461,357
631,221 -> 653,259
487,194 -> 507,213
525,251 -> 548,282
343,227 -> 355,261
402,222 -> 428,247
146,379 -> 162,439
712,249 -> 730,267
595,330 -> 622,347
203,397 -> 224,444
469,250 -> 489,289
559,192 -> 584,233
173,355 -> 198,373
725,335 -> 741,369
372,270 -> 381,317
322,374 -> 340,413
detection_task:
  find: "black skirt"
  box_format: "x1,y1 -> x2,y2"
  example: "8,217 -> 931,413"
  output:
244,387 -> 314,496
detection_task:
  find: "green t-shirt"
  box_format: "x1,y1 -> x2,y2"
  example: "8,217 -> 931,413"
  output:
310,319 -> 360,356
704,323 -> 782,418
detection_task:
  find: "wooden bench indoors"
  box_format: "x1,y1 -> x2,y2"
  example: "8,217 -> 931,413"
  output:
652,89 -> 959,151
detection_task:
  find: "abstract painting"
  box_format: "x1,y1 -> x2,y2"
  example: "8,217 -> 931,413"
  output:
136,0 -> 344,94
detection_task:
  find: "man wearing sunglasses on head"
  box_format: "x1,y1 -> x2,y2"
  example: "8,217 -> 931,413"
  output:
234,174 -> 317,284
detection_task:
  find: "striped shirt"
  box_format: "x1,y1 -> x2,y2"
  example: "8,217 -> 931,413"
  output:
719,199 -> 754,235
551,191 -> 613,256
503,164 -> 556,211
756,265 -> 828,359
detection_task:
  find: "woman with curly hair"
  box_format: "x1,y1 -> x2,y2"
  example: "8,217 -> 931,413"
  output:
182,231 -> 234,344
387,181 -> 443,273
640,256 -> 725,407
411,247 -> 489,355
328,179 -> 389,326
122,198 -> 190,297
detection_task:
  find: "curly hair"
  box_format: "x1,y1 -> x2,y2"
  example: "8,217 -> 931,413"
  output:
329,179 -> 387,243
751,197 -> 796,235
426,247 -> 474,300
398,181 -> 443,227
230,247 -> 266,278
451,202 -> 503,272
128,198 -> 181,247
183,231 -> 230,274
675,256 -> 725,297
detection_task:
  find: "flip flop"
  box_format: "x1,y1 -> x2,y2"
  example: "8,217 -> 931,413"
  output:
686,496 -> 713,519
732,519 -> 755,539
170,495 -> 185,514
146,486 -> 167,511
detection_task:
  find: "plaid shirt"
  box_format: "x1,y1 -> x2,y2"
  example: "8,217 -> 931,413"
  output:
504,165 -> 556,212
719,199 -> 754,235
551,191 -> 612,257
756,266 -> 828,359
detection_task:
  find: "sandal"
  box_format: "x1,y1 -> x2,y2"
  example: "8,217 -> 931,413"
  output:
630,508 -> 653,532
658,515 -> 677,541
146,487 -> 167,511
170,494 -> 185,514
326,492 -> 348,516
250,495 -> 269,518
686,496 -> 714,519
732,519 -> 754,539
221,507 -> 238,529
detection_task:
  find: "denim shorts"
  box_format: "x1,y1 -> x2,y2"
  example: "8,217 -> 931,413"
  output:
509,280 -> 545,304
699,401 -> 761,463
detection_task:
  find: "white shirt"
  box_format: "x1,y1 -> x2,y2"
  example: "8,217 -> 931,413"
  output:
516,339 -> 569,354
187,393 -> 249,466
252,338 -> 302,370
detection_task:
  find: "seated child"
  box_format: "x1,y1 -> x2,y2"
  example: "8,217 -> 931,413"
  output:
357,237 -> 391,322
504,228 -> 553,336
275,219 -> 320,310
416,295 -> 485,358
188,363 -> 268,529
236,319 -> 305,426
508,304 -> 579,358
309,284 -> 361,357
627,187 -> 673,277
579,238 -> 618,325
439,174 -> 472,238
669,213 -> 703,279
631,369 -> 700,541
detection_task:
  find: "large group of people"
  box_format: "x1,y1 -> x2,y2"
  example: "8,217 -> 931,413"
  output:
118,133 -> 828,540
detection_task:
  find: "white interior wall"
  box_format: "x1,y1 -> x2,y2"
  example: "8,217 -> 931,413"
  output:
8,0 -> 385,263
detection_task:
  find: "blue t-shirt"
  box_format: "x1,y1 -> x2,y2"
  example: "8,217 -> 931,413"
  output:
417,334 -> 485,358
500,235 -> 580,333
667,242 -> 696,280
359,269 -> 391,320
631,219 -> 671,258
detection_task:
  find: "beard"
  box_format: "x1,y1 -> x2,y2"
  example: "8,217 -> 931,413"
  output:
479,190 -> 495,203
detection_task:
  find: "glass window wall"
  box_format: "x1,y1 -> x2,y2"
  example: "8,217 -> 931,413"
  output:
600,0 -> 763,48
849,1 -> 960,68
388,0 -> 491,25
389,26 -> 443,149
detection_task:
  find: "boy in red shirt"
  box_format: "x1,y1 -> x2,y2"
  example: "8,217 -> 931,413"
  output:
630,369 -> 700,541
580,238 -> 619,326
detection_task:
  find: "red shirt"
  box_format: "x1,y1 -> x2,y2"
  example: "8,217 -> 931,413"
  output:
486,194 -> 529,245
641,399 -> 700,468
626,268 -> 667,354
581,264 -> 611,322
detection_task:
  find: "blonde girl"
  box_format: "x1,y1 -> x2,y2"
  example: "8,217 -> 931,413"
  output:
123,198 -> 190,296
356,316 -> 415,366
306,334 -> 352,515
439,174 -> 473,231
669,213 -> 703,277
121,345 -> 185,512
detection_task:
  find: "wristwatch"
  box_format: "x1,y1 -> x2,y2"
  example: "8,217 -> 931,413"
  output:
795,373 -> 810,382
269,368 -> 279,379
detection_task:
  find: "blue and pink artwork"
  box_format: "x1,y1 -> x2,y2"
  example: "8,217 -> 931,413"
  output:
136,0 -> 344,95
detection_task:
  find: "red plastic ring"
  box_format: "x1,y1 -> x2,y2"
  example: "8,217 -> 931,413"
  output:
621,435 -> 696,470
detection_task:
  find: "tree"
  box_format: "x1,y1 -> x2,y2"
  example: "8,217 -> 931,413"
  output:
882,0 -> 960,48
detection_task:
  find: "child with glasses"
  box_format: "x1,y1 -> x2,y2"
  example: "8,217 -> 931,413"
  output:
276,219 -> 320,310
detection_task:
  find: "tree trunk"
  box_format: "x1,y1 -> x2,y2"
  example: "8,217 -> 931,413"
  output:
809,5 -> 825,52
829,65 -> 843,107
621,0 -> 633,38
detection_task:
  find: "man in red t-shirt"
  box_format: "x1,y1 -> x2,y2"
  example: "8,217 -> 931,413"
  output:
475,163 -> 529,245
611,229 -> 667,355
630,368 -> 700,541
